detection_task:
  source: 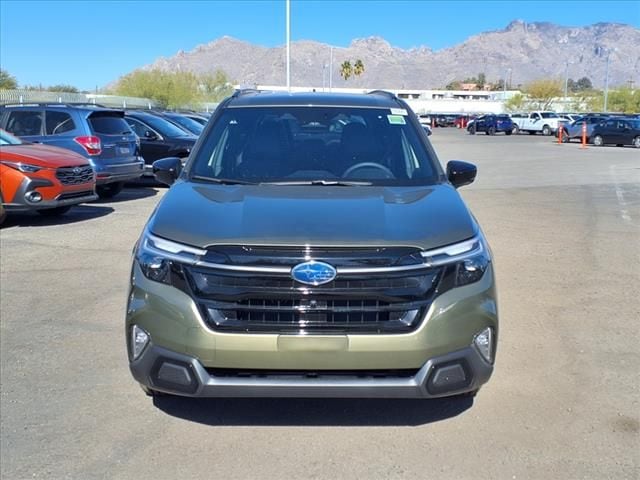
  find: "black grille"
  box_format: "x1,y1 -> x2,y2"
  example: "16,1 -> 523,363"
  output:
205,368 -> 420,378
56,165 -> 94,185
57,190 -> 93,201
180,251 -> 443,334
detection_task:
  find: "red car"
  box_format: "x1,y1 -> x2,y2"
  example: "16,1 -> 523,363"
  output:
0,129 -> 97,224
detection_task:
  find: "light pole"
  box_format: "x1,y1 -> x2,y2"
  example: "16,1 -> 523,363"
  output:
286,0 -> 291,91
563,60 -> 570,100
503,68 -> 511,99
329,46 -> 334,91
603,52 -> 611,112
322,63 -> 328,92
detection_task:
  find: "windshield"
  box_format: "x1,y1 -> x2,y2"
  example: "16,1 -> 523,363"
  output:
190,106 -> 440,186
541,112 -> 559,119
137,114 -> 192,137
0,129 -> 23,145
166,114 -> 204,135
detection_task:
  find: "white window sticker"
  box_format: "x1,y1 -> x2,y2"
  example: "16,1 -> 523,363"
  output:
390,108 -> 408,116
387,114 -> 406,125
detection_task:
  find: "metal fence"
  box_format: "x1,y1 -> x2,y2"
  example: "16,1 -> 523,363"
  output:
0,89 -> 158,108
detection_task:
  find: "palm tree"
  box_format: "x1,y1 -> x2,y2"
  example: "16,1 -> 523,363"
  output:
340,61 -> 353,81
353,59 -> 365,77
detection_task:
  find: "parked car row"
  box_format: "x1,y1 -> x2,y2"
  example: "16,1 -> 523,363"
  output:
560,115 -> 640,147
0,103 -> 209,224
462,111 -> 640,147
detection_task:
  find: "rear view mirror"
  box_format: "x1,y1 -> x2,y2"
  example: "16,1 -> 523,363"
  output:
153,157 -> 182,185
446,161 -> 477,188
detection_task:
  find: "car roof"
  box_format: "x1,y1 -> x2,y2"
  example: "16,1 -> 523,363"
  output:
0,103 -> 121,114
226,91 -> 402,109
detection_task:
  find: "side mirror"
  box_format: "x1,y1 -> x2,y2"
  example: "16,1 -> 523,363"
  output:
145,130 -> 158,140
422,125 -> 432,136
446,160 -> 477,188
153,157 -> 182,186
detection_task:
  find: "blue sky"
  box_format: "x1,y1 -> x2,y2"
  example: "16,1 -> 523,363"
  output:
1,0 -> 639,90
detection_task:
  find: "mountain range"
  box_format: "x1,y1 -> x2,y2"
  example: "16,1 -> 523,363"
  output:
137,21 -> 640,90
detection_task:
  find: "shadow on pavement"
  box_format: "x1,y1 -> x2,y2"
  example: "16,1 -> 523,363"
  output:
91,186 -> 160,204
1,204 -> 114,228
153,395 -> 474,427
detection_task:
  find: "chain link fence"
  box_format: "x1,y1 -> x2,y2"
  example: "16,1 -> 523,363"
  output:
0,89 -> 158,109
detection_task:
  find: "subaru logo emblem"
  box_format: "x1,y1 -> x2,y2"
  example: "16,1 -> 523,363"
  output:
291,261 -> 337,286
73,167 -> 81,174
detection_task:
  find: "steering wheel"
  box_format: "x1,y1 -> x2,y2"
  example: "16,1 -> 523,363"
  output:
342,162 -> 394,179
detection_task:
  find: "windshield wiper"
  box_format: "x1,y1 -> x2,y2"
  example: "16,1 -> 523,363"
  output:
191,175 -> 257,185
260,179 -> 373,186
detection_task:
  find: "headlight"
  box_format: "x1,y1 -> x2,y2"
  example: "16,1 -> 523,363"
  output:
1,161 -> 42,173
135,230 -> 206,284
421,235 -> 491,287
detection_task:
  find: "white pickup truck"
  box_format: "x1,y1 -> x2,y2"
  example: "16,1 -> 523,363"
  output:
510,112 -> 562,136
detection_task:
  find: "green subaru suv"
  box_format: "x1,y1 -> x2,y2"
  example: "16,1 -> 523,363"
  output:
126,90 -> 498,399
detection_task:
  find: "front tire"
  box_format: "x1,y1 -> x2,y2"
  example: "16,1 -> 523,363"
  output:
487,126 -> 496,136
468,125 -> 476,135
542,125 -> 552,136
505,129 -> 512,136
592,135 -> 604,147
96,181 -> 124,199
37,205 -> 72,216
561,129 -> 570,143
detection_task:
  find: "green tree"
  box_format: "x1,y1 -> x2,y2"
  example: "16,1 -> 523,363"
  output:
353,59 -> 365,77
113,69 -> 233,108
445,80 -> 462,90
477,72 -> 486,89
47,84 -> 79,93
504,93 -> 527,111
199,70 -> 234,102
0,69 -> 18,89
524,79 -> 563,110
340,61 -> 353,81
575,77 -> 593,92
603,88 -> 640,113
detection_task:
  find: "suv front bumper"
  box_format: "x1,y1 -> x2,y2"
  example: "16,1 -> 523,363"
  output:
130,342 -> 492,398
127,262 -> 498,398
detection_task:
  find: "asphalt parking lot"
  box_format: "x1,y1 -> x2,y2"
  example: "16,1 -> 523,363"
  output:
1,129 -> 639,479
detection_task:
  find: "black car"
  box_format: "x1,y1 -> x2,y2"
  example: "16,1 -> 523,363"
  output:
590,117 -> 640,148
181,112 -> 210,126
124,111 -> 198,177
153,112 -> 204,136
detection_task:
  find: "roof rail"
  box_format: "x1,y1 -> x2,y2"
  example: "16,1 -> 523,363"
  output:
367,90 -> 397,100
232,88 -> 261,98
0,101 -> 108,108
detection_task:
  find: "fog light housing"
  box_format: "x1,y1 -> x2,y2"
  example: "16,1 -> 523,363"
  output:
131,325 -> 150,360
473,327 -> 494,363
26,191 -> 43,203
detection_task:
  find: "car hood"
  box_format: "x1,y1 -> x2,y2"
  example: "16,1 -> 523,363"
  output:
0,144 -> 89,167
148,182 -> 478,249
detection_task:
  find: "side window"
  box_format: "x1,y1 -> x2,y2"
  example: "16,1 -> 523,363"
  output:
45,111 -> 76,135
532,113 -> 540,120
5,110 -> 43,136
126,118 -> 147,137
605,120 -> 616,129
